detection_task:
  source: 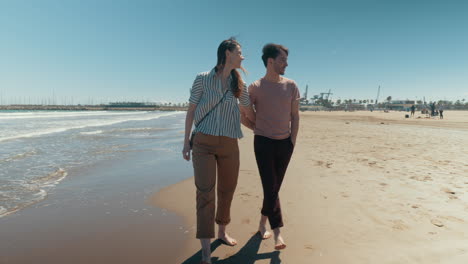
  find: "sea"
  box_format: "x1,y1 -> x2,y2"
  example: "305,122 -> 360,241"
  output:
0,110 -> 188,218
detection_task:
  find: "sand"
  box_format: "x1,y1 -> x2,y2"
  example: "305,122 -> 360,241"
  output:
152,110 -> 468,264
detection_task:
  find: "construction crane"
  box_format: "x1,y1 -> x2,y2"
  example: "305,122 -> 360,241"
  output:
300,84 -> 310,105
375,85 -> 380,105
320,89 -> 332,100
304,85 -> 308,101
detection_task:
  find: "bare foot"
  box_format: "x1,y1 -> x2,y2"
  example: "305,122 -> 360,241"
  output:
273,228 -> 286,250
258,215 -> 272,240
218,232 -> 237,246
258,225 -> 272,240
218,224 -> 237,246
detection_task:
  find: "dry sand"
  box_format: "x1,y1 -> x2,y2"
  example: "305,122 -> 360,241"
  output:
153,110 -> 468,264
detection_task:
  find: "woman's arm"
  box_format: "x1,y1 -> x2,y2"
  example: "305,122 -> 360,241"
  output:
240,105 -> 256,130
182,103 -> 197,161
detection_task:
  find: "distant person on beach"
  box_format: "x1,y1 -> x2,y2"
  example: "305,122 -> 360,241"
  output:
410,104 -> 415,117
247,43 -> 300,250
439,105 -> 444,119
182,38 -> 255,264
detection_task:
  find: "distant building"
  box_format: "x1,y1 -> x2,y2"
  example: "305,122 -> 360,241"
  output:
387,100 -> 415,111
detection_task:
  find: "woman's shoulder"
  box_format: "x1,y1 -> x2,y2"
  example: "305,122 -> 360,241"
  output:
196,68 -> 216,79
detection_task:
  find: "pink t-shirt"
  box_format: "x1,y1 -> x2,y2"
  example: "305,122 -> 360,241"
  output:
248,77 -> 300,140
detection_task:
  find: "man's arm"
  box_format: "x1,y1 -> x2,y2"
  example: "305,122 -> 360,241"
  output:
290,99 -> 300,146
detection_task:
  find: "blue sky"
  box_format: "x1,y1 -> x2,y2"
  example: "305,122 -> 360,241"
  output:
1,0 -> 467,105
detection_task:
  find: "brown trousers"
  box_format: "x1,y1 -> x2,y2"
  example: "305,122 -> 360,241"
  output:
192,133 -> 239,238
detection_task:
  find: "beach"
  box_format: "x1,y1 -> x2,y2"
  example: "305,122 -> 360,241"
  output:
1,110 -> 468,263
154,110 -> 468,263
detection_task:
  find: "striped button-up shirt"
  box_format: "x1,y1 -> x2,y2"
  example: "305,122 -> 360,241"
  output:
189,68 -> 250,139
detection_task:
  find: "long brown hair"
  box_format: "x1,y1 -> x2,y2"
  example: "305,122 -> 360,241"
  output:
214,37 -> 245,98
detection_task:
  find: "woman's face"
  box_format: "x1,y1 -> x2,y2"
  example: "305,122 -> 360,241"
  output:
227,45 -> 244,69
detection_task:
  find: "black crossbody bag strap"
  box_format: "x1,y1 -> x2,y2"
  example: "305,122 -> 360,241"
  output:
190,88 -> 229,148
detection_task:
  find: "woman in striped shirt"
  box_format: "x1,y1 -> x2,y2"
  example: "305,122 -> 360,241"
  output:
182,38 -> 255,264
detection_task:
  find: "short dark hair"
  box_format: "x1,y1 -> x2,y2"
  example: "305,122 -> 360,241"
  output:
261,43 -> 289,67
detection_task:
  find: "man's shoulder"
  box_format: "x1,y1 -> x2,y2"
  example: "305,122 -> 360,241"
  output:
281,77 -> 298,86
248,79 -> 262,89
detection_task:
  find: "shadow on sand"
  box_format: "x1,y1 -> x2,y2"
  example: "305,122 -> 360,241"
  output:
181,232 -> 281,264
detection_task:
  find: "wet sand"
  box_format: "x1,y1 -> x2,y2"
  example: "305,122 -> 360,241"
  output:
153,110 -> 468,264
0,152 -> 191,264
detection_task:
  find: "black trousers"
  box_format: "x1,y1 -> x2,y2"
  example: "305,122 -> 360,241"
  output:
254,135 -> 294,229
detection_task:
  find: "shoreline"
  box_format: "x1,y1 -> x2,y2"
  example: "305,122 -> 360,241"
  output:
0,105 -> 188,111
0,131 -> 192,264
152,111 -> 468,263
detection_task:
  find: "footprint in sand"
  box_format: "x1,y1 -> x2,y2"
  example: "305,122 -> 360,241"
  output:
315,160 -> 333,168
240,192 -> 251,201
304,245 -> 314,250
431,219 -> 444,227
241,218 -> 250,224
390,219 -> 409,230
341,192 -> 350,198
441,188 -> 458,199
410,175 -> 433,182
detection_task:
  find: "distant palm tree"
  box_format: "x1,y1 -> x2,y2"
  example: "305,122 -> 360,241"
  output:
386,96 -> 392,103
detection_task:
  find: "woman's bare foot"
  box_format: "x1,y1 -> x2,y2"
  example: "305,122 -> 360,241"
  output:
258,215 -> 272,239
273,228 -> 286,250
200,239 -> 212,263
218,225 -> 237,246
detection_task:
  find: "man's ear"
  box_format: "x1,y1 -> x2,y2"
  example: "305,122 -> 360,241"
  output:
267,57 -> 273,66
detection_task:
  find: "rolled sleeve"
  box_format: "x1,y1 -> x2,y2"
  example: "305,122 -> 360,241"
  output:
189,74 -> 203,105
239,83 -> 250,106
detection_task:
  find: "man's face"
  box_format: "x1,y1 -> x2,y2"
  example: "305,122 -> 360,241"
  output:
272,50 -> 288,75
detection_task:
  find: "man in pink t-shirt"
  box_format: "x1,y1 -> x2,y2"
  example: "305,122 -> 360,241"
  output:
247,43 -> 300,250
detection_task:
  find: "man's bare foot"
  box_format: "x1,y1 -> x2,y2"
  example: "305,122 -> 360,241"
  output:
258,224 -> 272,240
273,228 -> 286,250
258,215 -> 272,239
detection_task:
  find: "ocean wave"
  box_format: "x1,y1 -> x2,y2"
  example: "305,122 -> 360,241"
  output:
0,111 -> 184,143
114,127 -> 170,133
0,169 -> 67,218
0,111 -> 151,120
80,130 -> 104,135
0,191 -> 47,218
30,168 -> 68,187
0,150 -> 37,163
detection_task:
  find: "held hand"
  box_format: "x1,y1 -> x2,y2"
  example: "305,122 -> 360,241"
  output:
182,142 -> 191,161
241,113 -> 255,130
